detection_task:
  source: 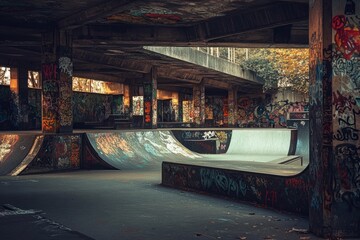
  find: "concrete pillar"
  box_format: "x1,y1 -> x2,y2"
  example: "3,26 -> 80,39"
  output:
193,83 -> 205,126
143,67 -> 157,129
41,30 -> 73,133
309,0 -> 360,238
228,87 -> 238,127
178,93 -> 184,122
9,67 -> 29,129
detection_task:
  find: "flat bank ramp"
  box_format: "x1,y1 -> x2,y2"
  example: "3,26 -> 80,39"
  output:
86,131 -> 202,170
0,134 -> 43,176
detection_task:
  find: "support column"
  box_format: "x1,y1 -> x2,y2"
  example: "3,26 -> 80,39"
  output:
143,67 -> 157,129
309,0 -> 360,238
193,83 -> 205,126
41,30 -> 73,133
228,87 -> 238,127
10,67 -> 29,129
178,93 -> 184,122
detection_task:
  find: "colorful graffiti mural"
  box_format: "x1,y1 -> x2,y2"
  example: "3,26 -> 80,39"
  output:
22,135 -> 81,174
237,97 -> 308,128
73,92 -> 113,123
106,7 -> 182,24
308,0 -> 360,237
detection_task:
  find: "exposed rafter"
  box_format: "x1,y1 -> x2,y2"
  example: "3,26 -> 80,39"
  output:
57,0 -> 132,29
74,49 -> 152,73
73,72 -> 125,83
189,2 -> 308,42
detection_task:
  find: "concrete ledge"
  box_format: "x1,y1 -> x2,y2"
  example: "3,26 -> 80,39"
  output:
162,161 -> 309,215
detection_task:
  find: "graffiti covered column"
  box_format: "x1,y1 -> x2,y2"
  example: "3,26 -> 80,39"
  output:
228,87 -> 238,127
309,0 -> 360,238
41,30 -> 73,133
193,82 -> 205,127
143,67 -> 157,129
10,67 -> 29,129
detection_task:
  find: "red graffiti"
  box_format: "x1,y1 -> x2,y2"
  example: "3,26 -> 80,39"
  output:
285,178 -> 308,189
42,63 -> 57,81
144,13 -> 181,22
333,90 -> 356,114
144,101 -> 151,123
332,15 -> 360,60
265,190 -> 277,207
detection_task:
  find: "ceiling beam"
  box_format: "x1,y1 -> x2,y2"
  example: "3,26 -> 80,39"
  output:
202,78 -> 230,90
73,72 -> 125,83
157,68 -> 202,84
57,0 -> 132,29
73,49 -> 152,73
73,24 -> 190,46
189,2 -> 308,42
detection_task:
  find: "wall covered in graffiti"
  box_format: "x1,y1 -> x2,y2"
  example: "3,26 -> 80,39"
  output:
73,92 -> 114,123
172,130 -> 232,154
237,96 -> 308,128
162,162 -> 310,215
330,0 -> 360,236
22,134 -> 81,174
308,0 -> 360,237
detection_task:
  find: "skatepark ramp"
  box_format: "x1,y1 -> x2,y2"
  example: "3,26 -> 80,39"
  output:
173,129 -> 302,165
0,134 -> 43,176
85,130 -> 202,170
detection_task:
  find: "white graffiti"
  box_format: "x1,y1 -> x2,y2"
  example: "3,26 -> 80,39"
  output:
58,57 -> 73,76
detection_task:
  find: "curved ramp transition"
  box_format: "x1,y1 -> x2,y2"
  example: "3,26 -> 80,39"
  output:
86,130 -> 202,170
0,134 -> 43,176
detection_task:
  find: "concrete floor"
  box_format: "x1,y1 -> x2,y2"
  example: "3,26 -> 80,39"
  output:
0,170 -> 324,240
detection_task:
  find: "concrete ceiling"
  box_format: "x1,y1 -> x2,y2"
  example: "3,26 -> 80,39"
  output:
0,0 -> 309,93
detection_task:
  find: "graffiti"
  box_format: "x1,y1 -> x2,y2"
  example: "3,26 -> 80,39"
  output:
173,130 -> 231,154
58,57 -> 73,76
193,85 -> 205,126
107,7 -> 182,24
311,193 -> 321,210
332,15 -> 360,60
265,190 -> 277,208
334,127 -> 359,141
200,168 -> 248,198
143,80 -> 156,128
163,162 -> 310,215
59,80 -> 72,127
333,91 -> 356,114
73,93 -> 112,123
237,97 -> 308,128
42,63 -> 57,81
289,112 -> 309,120
203,131 -> 216,140
23,135 -> 81,174
333,143 -> 360,210
333,54 -> 360,89
144,101 -> 151,123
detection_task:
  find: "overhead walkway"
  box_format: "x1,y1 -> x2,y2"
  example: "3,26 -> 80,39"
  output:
144,46 -> 264,86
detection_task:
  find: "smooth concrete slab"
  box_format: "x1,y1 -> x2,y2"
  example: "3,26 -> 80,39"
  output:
0,170 -> 322,240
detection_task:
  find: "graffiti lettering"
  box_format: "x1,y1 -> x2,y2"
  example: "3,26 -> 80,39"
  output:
42,63 -> 57,81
